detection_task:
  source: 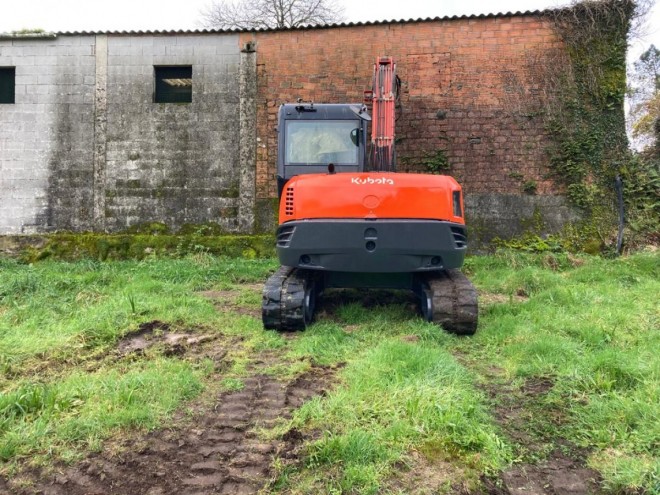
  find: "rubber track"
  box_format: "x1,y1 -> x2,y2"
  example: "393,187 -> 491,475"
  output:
262,266 -> 308,331
424,269 -> 478,335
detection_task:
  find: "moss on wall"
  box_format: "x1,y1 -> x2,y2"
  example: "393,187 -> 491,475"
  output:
1,231 -> 275,263
253,198 -> 280,234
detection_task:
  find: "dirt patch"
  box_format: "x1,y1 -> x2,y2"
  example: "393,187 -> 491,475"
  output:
198,286 -> 261,318
502,449 -> 600,495
520,377 -> 554,397
385,450 -> 466,494
117,320 -> 217,357
12,364 -> 336,495
315,288 -> 419,321
1,321 -> 223,389
478,374 -> 601,495
478,292 -> 529,306
0,478 -> 11,495
197,289 -> 237,300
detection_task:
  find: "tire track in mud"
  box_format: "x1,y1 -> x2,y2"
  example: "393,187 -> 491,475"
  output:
5,323 -> 336,495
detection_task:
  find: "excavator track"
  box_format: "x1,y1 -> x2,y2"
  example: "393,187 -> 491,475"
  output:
263,267 -> 477,334
421,269 -> 478,335
262,266 -> 316,331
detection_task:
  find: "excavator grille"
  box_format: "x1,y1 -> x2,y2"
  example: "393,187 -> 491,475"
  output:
277,225 -> 296,247
285,187 -> 294,216
450,226 -> 467,249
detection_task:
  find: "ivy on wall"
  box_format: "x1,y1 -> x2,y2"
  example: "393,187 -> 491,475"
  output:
541,0 -> 657,247
544,1 -> 631,198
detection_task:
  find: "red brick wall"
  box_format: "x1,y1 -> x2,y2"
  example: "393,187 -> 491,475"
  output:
241,14 -> 562,200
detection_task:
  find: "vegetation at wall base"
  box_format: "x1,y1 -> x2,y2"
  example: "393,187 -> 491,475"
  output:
0,250 -> 657,493
0,230 -> 275,263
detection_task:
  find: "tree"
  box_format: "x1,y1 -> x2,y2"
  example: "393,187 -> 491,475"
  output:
199,0 -> 345,30
629,45 -> 660,149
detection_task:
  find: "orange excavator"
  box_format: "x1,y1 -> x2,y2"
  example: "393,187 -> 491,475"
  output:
262,57 -> 478,334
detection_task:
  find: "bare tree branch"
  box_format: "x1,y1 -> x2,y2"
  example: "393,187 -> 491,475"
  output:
199,0 -> 345,30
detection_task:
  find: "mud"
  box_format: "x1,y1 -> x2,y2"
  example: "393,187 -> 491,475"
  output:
385,451 -> 466,495
480,374 -> 602,495
117,320 -> 217,357
9,364 -> 334,495
315,288 -> 420,321
501,450 -> 600,495
3,310 -> 337,495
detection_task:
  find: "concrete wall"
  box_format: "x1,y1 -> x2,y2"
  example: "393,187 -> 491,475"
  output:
0,35 -> 96,234
1,32 -> 252,234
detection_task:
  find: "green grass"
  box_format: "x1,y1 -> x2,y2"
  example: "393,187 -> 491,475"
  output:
0,250 -> 658,493
0,358 -> 204,463
460,250 -> 660,493
292,339 -> 509,492
0,256 -> 275,376
274,300 -> 507,493
0,255 -> 276,473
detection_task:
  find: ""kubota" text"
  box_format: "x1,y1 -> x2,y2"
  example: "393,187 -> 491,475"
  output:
350,177 -> 395,185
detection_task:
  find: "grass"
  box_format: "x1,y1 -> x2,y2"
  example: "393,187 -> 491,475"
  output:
0,359 -> 204,464
292,339 -> 509,492
460,250 -> 660,493
0,254 -> 276,473
0,250 -> 658,493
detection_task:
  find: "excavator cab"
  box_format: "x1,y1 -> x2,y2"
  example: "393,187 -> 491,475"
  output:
276,103 -> 369,197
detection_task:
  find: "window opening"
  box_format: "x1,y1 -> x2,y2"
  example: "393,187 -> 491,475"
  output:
154,66 -> 192,103
0,67 -> 16,104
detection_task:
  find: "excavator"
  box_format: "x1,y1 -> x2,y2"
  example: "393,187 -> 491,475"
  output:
262,56 -> 478,335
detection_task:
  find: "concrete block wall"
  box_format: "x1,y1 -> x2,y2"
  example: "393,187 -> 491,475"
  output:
0,35 -> 96,234
0,32 -> 248,234
102,34 -> 243,232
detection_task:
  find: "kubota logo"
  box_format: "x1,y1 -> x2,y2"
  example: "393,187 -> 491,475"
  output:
351,177 -> 395,185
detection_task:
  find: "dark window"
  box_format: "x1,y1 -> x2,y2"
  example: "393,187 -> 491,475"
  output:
154,66 -> 192,103
0,67 -> 16,104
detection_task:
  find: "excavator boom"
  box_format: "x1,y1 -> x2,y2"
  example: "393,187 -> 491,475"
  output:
369,56 -> 399,172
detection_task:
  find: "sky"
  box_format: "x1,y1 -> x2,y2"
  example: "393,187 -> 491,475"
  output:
0,0 -> 658,60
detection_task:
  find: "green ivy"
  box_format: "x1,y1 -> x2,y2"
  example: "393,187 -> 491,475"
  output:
544,1 -> 632,201
422,150 -> 451,174
528,0 -> 660,251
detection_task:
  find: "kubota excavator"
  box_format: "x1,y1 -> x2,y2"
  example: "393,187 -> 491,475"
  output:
262,56 -> 478,335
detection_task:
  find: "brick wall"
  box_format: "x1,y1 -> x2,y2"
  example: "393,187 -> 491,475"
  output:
241,15 -> 565,208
